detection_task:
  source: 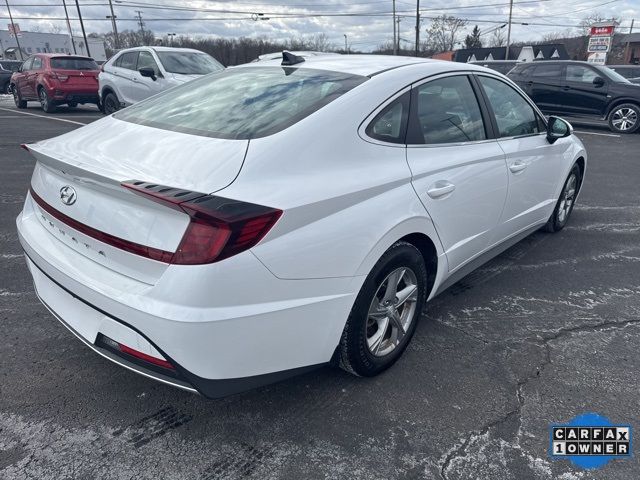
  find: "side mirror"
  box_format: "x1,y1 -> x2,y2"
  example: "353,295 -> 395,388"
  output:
547,116 -> 573,144
592,76 -> 605,87
138,67 -> 156,81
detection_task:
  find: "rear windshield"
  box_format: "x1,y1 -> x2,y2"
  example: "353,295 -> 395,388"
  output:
114,67 -> 367,139
50,57 -> 98,70
0,61 -> 21,72
156,51 -> 223,75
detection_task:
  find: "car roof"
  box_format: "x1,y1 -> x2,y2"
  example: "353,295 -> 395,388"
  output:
235,54 -> 487,77
114,46 -> 205,54
32,53 -> 92,58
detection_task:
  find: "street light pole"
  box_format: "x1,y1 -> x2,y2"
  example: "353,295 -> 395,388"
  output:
75,0 -> 91,57
344,34 -> 348,53
505,0 -> 514,60
4,0 -> 24,60
107,0 -> 119,49
414,0 -> 420,56
168,33 -> 176,47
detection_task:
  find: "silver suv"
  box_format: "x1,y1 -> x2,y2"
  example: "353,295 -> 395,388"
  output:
98,46 -> 223,114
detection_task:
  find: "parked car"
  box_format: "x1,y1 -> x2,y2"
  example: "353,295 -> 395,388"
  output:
508,60 -> 640,133
18,55 -> 586,398
607,64 -> 640,85
0,59 -> 22,94
470,60 -> 522,74
99,46 -> 224,114
10,54 -> 99,112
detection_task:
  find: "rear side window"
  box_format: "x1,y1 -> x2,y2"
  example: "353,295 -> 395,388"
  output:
532,64 -> 563,78
409,75 -> 486,145
115,67 -> 367,139
117,52 -> 139,70
478,76 -> 544,137
50,57 -> 98,70
365,92 -> 410,144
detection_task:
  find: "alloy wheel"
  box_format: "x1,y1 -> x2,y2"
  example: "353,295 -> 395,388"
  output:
39,89 -> 48,110
611,107 -> 638,132
557,173 -> 577,224
366,267 -> 419,357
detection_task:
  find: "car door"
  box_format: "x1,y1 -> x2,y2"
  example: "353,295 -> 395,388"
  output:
406,74 -> 508,272
26,56 -> 43,99
528,62 -> 564,113
562,64 -> 609,116
474,74 -> 567,242
111,51 -> 139,105
16,57 -> 33,98
127,50 -> 167,101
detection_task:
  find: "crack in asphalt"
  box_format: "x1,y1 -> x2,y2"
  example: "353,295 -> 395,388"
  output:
438,317 -> 640,480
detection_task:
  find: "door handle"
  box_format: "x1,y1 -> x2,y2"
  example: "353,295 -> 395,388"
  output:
509,161 -> 528,173
427,181 -> 455,199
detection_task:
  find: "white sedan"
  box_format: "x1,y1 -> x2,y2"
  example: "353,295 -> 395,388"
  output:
17,53 -> 586,398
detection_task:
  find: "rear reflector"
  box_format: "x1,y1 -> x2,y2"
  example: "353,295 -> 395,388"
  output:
101,335 -> 174,370
123,181 -> 282,265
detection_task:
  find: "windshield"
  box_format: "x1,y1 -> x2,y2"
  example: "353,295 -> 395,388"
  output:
50,57 -> 98,70
156,51 -> 223,75
600,66 -> 630,83
114,67 -> 367,139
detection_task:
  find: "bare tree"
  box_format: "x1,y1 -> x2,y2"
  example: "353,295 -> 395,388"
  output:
308,33 -> 333,52
424,15 -> 468,53
488,28 -> 506,47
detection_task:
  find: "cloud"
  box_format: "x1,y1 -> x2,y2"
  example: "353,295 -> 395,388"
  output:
3,0 -> 638,52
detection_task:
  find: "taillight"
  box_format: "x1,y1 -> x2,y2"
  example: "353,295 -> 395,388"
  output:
50,72 -> 68,81
122,181 -> 282,265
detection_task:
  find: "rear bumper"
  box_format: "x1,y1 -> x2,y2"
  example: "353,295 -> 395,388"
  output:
17,193 -> 360,397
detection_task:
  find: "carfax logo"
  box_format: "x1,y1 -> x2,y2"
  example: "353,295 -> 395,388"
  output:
550,413 -> 632,469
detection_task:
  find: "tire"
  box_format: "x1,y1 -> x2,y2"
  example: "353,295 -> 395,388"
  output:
338,241 -> 427,377
608,103 -> 640,134
67,101 -> 78,108
38,87 -> 56,113
12,86 -> 26,108
543,164 -> 581,233
103,92 -> 120,115
3,82 -> 10,94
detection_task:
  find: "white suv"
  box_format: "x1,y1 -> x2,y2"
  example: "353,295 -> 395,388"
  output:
98,46 -> 223,114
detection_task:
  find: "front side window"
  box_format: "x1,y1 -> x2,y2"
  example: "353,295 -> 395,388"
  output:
115,67 -> 367,139
31,57 -> 42,70
565,65 -> 599,83
410,75 -> 486,145
136,51 -> 160,76
365,92 -> 409,144
156,51 -> 223,75
478,76 -> 543,137
21,58 -> 33,71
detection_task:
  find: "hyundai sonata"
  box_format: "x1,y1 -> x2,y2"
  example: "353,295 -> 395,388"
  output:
17,53 -> 586,397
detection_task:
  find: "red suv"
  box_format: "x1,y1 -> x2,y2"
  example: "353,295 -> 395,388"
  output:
10,54 -> 100,112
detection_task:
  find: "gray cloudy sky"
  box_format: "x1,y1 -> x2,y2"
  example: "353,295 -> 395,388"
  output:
2,0 -> 638,51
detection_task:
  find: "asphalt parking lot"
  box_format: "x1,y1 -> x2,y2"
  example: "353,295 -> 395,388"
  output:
0,95 -> 639,480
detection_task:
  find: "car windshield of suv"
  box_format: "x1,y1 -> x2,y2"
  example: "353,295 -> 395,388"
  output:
156,51 -> 223,75
50,57 -> 98,70
0,62 -> 21,72
600,66 -> 631,83
115,67 -> 367,139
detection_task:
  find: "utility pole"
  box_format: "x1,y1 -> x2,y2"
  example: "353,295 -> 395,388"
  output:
62,0 -> 77,54
4,0 -> 24,60
396,17 -> 401,54
624,19 -> 635,63
75,0 -> 91,57
414,0 -> 420,56
392,0 -> 397,55
107,0 -> 119,49
344,34 -> 348,53
135,10 -> 145,34
168,33 -> 176,47
505,0 -> 514,60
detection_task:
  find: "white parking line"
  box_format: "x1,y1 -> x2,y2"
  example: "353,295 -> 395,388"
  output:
0,107 -> 88,126
574,130 -> 620,137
